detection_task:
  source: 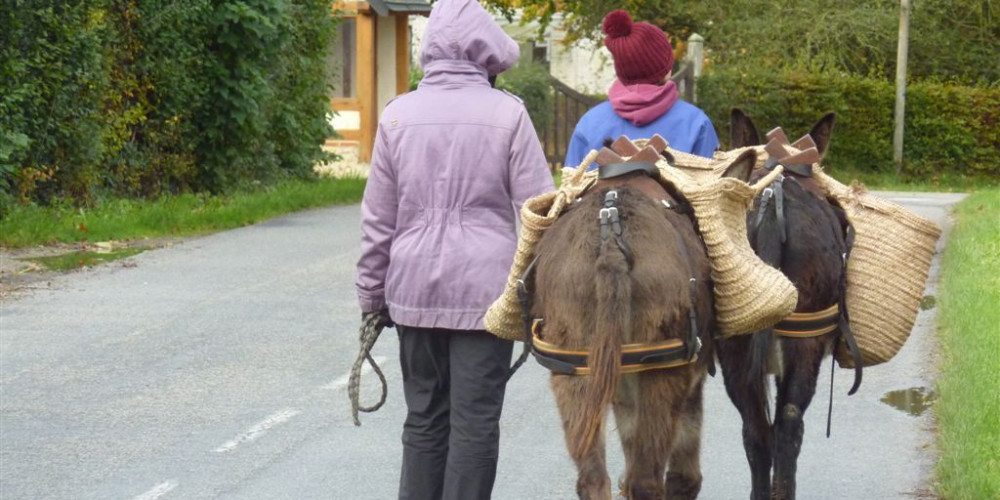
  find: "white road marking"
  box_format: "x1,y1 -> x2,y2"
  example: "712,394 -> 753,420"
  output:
132,480 -> 177,500
213,408 -> 301,453
322,355 -> 388,390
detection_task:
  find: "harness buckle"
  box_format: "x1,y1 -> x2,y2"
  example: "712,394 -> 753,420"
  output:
599,207 -> 611,224
603,190 -> 619,205
599,189 -> 623,240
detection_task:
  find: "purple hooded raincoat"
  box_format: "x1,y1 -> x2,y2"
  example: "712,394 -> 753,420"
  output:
355,0 -> 554,331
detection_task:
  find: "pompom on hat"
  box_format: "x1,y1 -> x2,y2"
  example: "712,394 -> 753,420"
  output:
602,10 -> 674,85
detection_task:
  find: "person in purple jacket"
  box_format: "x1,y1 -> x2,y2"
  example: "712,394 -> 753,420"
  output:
564,9 -> 720,170
355,0 -> 554,497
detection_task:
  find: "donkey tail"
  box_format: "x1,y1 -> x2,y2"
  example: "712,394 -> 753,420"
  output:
572,237 -> 629,459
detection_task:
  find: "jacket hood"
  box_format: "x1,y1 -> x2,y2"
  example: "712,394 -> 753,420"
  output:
419,0 -> 519,77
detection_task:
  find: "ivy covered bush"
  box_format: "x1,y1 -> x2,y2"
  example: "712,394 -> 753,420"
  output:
698,67 -> 1000,181
496,61 -> 553,135
407,61 -> 553,136
0,0 -> 337,210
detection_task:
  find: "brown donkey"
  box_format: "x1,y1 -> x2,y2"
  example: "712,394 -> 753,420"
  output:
531,138 -> 756,500
717,109 -> 862,500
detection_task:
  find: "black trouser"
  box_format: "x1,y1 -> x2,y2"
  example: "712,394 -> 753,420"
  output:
396,326 -> 514,500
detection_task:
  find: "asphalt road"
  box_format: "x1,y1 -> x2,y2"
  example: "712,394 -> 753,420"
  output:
0,192 -> 965,500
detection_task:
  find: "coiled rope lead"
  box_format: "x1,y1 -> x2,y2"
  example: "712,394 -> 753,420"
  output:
348,311 -> 391,426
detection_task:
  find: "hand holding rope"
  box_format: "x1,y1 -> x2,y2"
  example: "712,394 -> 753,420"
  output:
348,310 -> 393,426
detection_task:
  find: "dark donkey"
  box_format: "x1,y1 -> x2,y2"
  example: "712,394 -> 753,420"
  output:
529,137 -> 756,500
717,109 -> 863,500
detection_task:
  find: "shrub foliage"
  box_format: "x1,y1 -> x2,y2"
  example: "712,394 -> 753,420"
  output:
0,0 -> 336,210
496,61 -> 554,135
698,67 -> 1000,181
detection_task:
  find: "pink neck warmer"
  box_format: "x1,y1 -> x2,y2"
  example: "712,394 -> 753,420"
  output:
608,79 -> 679,126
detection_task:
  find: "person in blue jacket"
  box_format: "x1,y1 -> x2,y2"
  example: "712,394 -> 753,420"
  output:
564,9 -> 719,170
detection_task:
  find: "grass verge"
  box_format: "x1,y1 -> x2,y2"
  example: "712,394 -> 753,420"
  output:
1,177 -> 366,248
935,189 -> 1000,499
830,166 -> 996,193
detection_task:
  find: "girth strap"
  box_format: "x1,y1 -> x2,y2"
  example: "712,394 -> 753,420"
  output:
774,303 -> 839,338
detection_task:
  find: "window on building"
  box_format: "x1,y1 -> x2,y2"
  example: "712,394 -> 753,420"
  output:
329,18 -> 357,99
531,40 -> 550,70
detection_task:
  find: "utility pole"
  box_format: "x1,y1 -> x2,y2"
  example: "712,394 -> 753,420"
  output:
893,0 -> 911,174
685,33 -> 704,103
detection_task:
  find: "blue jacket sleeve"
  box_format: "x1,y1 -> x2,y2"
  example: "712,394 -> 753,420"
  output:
692,115 -> 720,158
564,127 -> 589,170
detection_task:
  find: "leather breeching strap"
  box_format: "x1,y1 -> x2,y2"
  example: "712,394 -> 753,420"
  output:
513,187 -> 703,377
530,319 -> 696,375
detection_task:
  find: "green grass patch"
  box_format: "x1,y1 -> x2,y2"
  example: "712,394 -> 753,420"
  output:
828,166 -> 995,193
28,248 -> 147,271
1,177 -> 367,248
935,189 -> 1000,500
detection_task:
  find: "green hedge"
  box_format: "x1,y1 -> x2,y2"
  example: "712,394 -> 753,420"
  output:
408,61 -> 553,136
496,61 -> 553,135
0,0 -> 336,211
698,68 -> 1000,181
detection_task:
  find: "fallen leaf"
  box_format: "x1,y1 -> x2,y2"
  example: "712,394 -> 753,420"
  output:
14,263 -> 43,275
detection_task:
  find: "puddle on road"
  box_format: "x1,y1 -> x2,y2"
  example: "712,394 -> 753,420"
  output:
27,247 -> 147,271
880,387 -> 936,416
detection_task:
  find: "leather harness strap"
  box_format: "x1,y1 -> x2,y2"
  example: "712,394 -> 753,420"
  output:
530,320 -> 696,375
838,225 -> 864,395
597,161 -> 660,180
507,185 -> 703,378
750,164 -> 865,438
764,156 -> 814,178
773,303 -> 840,337
753,172 -> 864,395
599,191 -> 634,266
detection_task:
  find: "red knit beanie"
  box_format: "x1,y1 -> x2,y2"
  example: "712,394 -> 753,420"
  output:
602,10 -> 674,85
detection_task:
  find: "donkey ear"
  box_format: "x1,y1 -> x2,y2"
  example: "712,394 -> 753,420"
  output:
721,149 -> 756,182
730,108 -> 762,148
809,112 -> 836,157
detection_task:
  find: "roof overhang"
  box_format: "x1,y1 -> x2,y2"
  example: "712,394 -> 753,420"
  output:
366,0 -> 432,16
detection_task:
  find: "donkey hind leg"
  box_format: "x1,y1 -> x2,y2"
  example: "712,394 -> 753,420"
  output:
612,372 -> 671,500
665,369 -> 706,500
771,338 -> 826,500
551,374 -> 612,500
719,335 -> 773,500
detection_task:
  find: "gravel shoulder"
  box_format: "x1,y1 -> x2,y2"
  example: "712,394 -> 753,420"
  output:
0,237 -> 186,300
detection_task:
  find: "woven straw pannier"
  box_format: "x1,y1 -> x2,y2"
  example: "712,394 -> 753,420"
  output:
814,171 -> 942,367
483,151 -> 600,341
483,147 -> 799,341
658,160 -> 797,336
